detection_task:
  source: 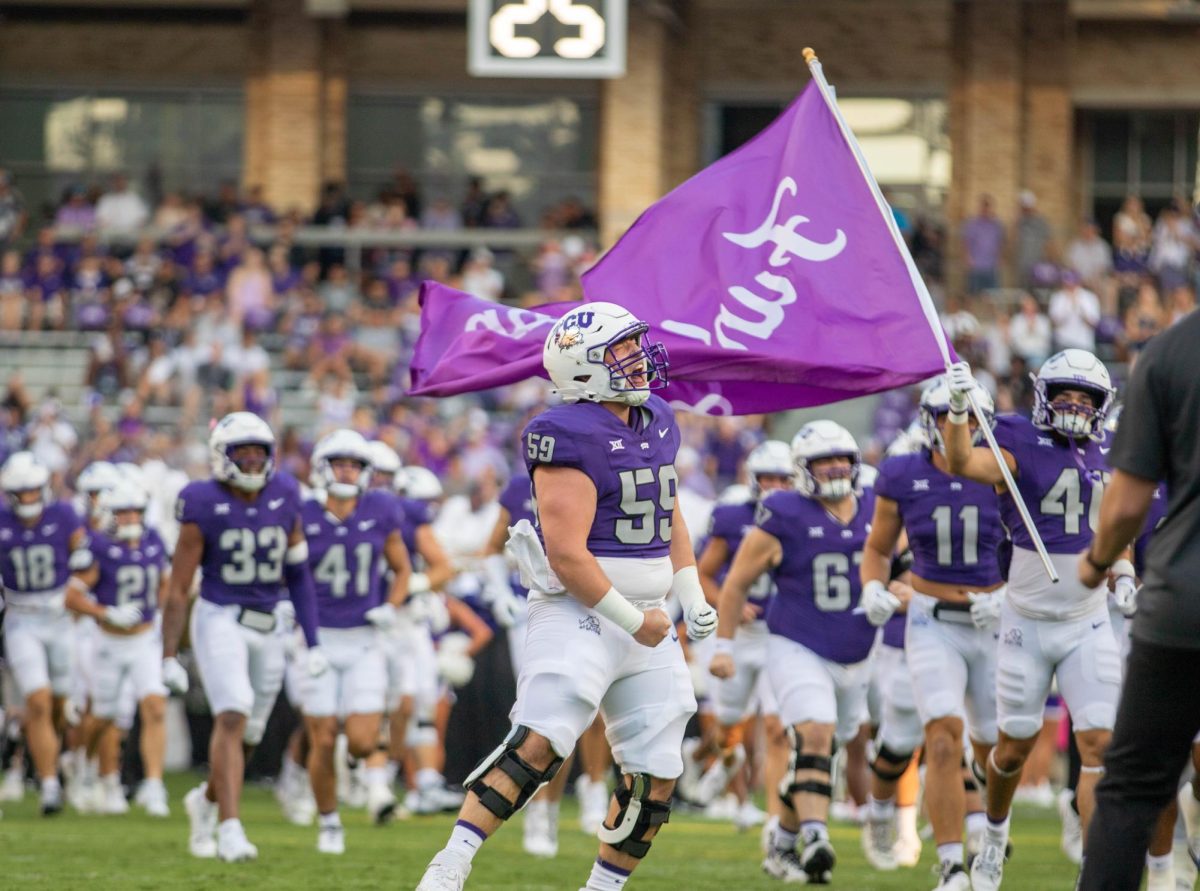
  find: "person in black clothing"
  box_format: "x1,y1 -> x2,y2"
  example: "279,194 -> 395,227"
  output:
1077,308 -> 1200,889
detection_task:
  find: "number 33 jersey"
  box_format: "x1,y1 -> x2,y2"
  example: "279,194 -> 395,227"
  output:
523,395 -> 680,560
757,488 -> 877,665
176,472 -> 303,610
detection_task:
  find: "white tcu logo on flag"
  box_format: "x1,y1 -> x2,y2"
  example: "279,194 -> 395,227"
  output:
663,177 -> 847,352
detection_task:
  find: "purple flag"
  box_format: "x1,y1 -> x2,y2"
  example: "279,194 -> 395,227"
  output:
411,83 -> 952,415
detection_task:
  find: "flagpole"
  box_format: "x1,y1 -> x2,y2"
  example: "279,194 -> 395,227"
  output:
802,47 -> 1059,584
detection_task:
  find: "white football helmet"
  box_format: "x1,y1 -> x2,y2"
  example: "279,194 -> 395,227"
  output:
791,420 -> 861,500
209,412 -> 276,492
1032,349 -> 1114,441
77,461 -> 121,497
312,429 -> 373,500
919,376 -> 995,453
1104,403 -> 1123,434
1,452 -> 51,520
716,483 -> 753,506
543,302 -> 668,407
744,440 -> 794,497
886,419 -> 928,458
398,466 -> 444,502
366,441 -> 402,487
99,480 -> 149,541
116,461 -> 149,494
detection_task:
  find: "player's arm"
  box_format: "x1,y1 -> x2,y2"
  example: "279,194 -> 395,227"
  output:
414,524 -> 454,593
1081,469 -> 1158,588
861,495 -> 903,587
535,464 -> 668,647
383,530 -> 413,608
162,522 -> 203,658
716,529 -> 781,642
696,537 -> 729,607
445,594 -> 494,657
943,418 -> 1017,485
284,519 -> 320,648
64,564 -> 104,620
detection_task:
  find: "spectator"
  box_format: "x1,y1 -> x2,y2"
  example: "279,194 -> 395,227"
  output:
27,398 -> 77,478
558,195 -> 598,231
95,173 -> 149,234
26,252 -> 68,331
460,176 -> 489,228
126,236 -> 163,291
226,246 -> 273,326
55,185 -> 96,230
205,180 -> 242,225
1064,218 -> 1113,294
240,184 -> 276,227
318,262 -> 357,315
1014,190 -> 1052,288
217,213 -> 252,272
1006,293 -> 1053,369
483,191 -> 521,229
1168,284 -> 1197,325
460,247 -> 504,302
153,192 -> 189,230
1113,194 -> 1152,278
1149,201 -> 1196,293
421,197 -> 463,232
1123,280 -> 1165,357
389,168 -> 423,221
0,250 -> 24,330
961,194 -> 1004,294
1048,269 -> 1101,351
349,277 -> 401,357
0,169 -> 26,250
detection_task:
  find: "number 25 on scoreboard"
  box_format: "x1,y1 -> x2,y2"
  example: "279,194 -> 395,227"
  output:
468,0 -> 627,78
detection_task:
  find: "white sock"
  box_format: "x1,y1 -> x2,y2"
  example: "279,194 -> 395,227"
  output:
965,811 -> 988,838
986,814 -> 1011,845
385,760 -> 401,786
774,825 -> 799,854
319,810 -> 341,829
445,820 -> 487,864
584,857 -> 630,890
546,801 -> 560,824
142,776 -> 165,790
366,766 -> 388,790
525,799 -> 547,819
801,820 -> 828,842
938,842 -> 964,866
867,795 -> 895,821
898,804 -> 919,838
42,776 -> 62,796
1147,853 -> 1172,873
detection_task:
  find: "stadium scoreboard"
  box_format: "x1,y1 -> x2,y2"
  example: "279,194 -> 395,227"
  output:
468,0 -> 627,78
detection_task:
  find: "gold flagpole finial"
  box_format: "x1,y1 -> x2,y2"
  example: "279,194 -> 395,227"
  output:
802,47 -> 818,64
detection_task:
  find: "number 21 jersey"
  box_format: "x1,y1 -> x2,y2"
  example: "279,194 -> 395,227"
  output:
176,472 -> 303,610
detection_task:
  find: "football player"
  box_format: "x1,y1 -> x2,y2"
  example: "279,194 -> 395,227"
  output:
65,480 -> 170,817
160,412 -> 326,862
300,429 -> 412,852
702,441 -> 793,836
944,351 -> 1124,891
859,377 -> 1007,888
717,421 -> 878,884
0,451 -> 87,814
416,303 -> 715,891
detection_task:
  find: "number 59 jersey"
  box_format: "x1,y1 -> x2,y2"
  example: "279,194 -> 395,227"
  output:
176,472 -> 303,610
523,395 -> 680,560
758,488 -> 877,666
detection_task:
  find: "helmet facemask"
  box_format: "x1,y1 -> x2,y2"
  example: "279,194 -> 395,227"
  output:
223,442 -> 274,492
588,323 -> 669,406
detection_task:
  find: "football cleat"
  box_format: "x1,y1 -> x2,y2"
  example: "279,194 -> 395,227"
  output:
136,780 -> 170,818
184,784 -> 218,858
522,801 -> 559,858
578,777 -> 609,836
1178,784 -> 1200,866
761,848 -> 808,883
415,851 -> 471,891
40,783 -> 64,817
216,821 -> 259,863
862,812 -> 899,870
801,836 -> 837,884
934,859 -> 972,890
367,781 -> 398,826
317,823 -> 346,855
969,835 -> 1006,891
1058,789 -> 1082,865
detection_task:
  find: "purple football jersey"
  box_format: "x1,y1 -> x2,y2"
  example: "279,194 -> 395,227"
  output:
875,450 -> 1004,588
89,528 -> 168,619
706,500 -> 775,607
991,415 -> 1110,554
759,489 -> 877,664
177,472 -> 303,610
0,501 -> 84,595
524,395 -> 680,559
397,495 -> 435,563
1134,485 -> 1168,578
303,489 -> 404,628
498,470 -> 535,598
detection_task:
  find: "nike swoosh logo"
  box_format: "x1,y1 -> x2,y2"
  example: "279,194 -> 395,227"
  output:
1091,621 -> 1104,629
658,429 -> 669,439
268,498 -> 285,510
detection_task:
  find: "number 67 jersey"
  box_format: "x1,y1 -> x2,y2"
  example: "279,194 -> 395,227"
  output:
522,395 -> 679,598
758,486 -> 877,666
176,472 -> 304,610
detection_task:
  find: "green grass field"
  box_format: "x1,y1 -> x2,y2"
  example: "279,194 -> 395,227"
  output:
0,773 -> 1083,889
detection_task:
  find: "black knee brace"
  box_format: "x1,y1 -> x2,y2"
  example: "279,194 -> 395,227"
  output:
597,774 -> 672,859
869,742 -> 913,782
464,725 -> 563,821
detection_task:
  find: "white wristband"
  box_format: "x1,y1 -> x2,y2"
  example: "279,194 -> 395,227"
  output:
713,637 -> 734,656
948,408 -> 969,425
408,572 -> 431,595
671,565 -> 707,614
594,587 -> 645,636
1111,559 -> 1136,580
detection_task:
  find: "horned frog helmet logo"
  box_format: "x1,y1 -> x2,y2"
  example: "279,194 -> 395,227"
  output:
554,328 -> 584,351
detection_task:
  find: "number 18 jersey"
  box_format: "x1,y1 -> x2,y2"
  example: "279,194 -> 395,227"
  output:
523,395 -> 680,560
176,473 -> 303,610
759,488 -> 877,665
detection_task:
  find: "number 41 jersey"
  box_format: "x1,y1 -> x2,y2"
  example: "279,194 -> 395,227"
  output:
523,395 -> 680,559
758,488 -> 877,665
176,472 -> 304,610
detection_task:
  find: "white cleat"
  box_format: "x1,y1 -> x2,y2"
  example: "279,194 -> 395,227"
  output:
317,823 -> 346,855
0,767 -> 24,802
677,738 -> 705,804
71,778 -> 101,815
761,848 -> 808,883
1057,789 -> 1082,865
761,815 -> 781,856
579,778 -> 609,836
704,792 -> 739,822
367,782 -> 398,826
99,780 -> 130,815
894,827 -> 923,868
523,802 -> 559,858
933,859 -> 972,890
735,799 -> 767,830
136,781 -> 170,818
184,784 -> 218,859
862,814 -> 899,870
216,823 -> 259,863
415,851 -> 472,891
694,760 -> 732,807
1146,863 -> 1176,891
800,836 -> 837,884
969,835 -> 1006,891
1173,837 -> 1198,890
